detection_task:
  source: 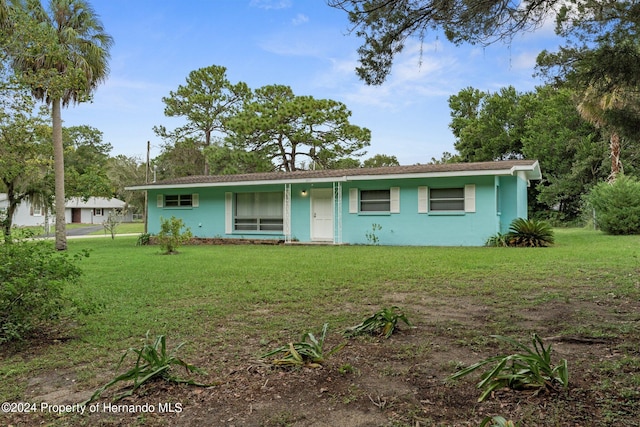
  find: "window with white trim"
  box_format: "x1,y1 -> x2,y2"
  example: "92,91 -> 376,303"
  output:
234,192 -> 283,231
31,202 -> 44,216
360,189 -> 390,212
93,208 -> 104,216
351,187 -> 400,213
164,194 -> 193,207
429,188 -> 465,211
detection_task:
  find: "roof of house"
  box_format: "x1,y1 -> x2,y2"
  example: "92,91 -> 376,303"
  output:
126,160 -> 541,190
65,197 -> 126,209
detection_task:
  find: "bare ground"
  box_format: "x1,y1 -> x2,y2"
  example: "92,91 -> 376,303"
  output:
5,292 -> 640,427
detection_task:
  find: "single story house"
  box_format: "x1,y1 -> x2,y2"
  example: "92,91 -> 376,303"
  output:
0,195 -> 129,227
126,160 -> 542,246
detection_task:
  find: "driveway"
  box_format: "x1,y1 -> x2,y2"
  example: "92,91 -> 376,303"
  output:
66,225 -> 105,236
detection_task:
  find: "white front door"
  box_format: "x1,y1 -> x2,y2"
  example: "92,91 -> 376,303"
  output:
311,189 -> 333,242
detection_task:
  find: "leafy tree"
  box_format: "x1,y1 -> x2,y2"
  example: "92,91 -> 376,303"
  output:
64,125 -> 113,199
154,137 -> 206,180
0,77 -> 51,241
155,65 -> 251,175
204,144 -> 274,175
3,0 -> 113,250
328,0 -> 557,84
227,84 -> 371,171
106,155 -> 146,215
449,86 -> 526,161
363,154 -> 399,168
156,216 -> 192,254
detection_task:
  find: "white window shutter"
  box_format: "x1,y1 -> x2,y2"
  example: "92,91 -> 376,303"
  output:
390,187 -> 400,213
192,193 -> 199,207
465,184 -> 476,213
156,194 -> 163,208
418,186 -> 428,213
225,192 -> 232,234
349,188 -> 358,213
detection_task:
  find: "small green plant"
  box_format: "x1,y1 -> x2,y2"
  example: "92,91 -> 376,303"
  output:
344,306 -> 412,339
448,334 -> 568,402
487,218 -> 555,247
136,232 -> 151,246
479,415 -> 518,427
485,232 -> 508,247
365,223 -> 382,245
505,218 -> 554,247
84,332 -> 211,404
156,216 -> 192,254
261,323 -> 345,368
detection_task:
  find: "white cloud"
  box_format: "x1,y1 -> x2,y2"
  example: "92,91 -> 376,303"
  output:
292,13 -> 309,26
249,0 -> 292,10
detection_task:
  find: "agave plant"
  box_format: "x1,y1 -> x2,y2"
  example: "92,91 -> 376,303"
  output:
448,334 -> 568,402
506,218 -> 554,247
261,323 -> 345,368
84,332 -> 211,404
343,306 -> 412,339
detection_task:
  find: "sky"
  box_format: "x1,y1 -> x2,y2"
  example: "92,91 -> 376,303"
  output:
62,0 -> 565,166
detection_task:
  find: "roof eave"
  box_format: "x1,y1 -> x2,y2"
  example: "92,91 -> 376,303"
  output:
125,162 -> 542,191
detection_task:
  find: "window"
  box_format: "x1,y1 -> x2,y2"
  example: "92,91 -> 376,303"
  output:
31,202 -> 43,216
235,192 -> 283,231
93,208 -> 104,216
429,188 -> 464,211
360,189 -> 390,212
165,194 -> 193,207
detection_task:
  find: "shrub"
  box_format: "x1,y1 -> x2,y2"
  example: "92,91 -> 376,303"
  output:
136,232 -> 151,246
0,238 -> 87,343
487,218 -> 555,247
585,175 -> 640,235
343,306 -> 412,338
448,334 -> 568,402
84,332 -> 211,404
506,218 -> 554,247
156,216 -> 192,254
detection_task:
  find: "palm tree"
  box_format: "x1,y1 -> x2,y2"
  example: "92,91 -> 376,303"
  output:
8,0 -> 112,250
576,87 -> 627,182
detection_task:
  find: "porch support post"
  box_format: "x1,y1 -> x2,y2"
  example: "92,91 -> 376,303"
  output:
333,182 -> 342,244
284,183 -> 292,243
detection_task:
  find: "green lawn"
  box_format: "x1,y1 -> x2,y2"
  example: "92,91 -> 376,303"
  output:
1,228 -> 639,425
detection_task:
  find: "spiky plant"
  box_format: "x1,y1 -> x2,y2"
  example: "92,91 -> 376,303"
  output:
506,218 -> 554,247
261,323 -> 345,368
448,334 -> 568,402
343,306 -> 412,339
84,332 -> 211,404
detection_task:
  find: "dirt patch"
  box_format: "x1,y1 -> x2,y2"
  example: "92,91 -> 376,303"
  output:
5,294 -> 640,426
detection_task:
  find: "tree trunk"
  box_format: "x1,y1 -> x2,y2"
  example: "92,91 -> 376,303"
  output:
2,182 -> 16,242
52,98 -> 67,251
609,131 -> 623,182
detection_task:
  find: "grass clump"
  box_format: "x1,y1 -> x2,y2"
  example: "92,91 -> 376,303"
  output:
448,334 -> 568,402
84,331 -> 211,404
344,306 -> 412,339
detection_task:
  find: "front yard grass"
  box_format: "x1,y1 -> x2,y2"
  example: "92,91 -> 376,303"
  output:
1,228 -> 639,426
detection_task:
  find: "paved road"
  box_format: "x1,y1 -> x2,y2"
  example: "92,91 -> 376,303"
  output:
66,225 -> 105,236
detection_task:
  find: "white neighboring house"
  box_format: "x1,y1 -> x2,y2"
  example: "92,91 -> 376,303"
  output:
0,194 -> 129,227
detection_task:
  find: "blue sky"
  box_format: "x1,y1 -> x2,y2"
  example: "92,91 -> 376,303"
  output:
62,0 -> 564,166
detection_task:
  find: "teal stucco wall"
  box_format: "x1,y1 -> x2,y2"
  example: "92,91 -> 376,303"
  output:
146,173 -> 530,246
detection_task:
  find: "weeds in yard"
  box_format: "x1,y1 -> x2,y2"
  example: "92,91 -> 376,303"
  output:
344,306 -> 412,339
84,332 -> 211,404
261,323 -> 345,368
448,334 -> 568,402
